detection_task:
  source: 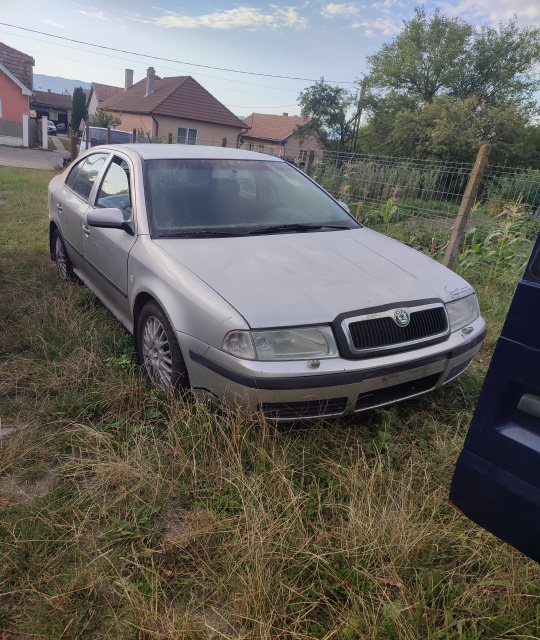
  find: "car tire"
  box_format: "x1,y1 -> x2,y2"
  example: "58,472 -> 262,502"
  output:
53,229 -> 76,281
137,302 -> 190,392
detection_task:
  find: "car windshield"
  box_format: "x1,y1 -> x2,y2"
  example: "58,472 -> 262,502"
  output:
145,159 -> 359,237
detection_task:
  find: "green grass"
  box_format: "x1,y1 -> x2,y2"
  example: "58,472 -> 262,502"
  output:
1,166 -> 539,639
60,137 -> 72,152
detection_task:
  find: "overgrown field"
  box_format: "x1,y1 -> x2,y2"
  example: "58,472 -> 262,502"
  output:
1,166 -> 539,639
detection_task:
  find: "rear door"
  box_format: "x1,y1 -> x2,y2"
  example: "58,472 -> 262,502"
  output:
450,232 -> 540,562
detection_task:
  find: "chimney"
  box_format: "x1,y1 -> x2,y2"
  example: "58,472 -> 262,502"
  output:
125,69 -> 133,90
145,67 -> 156,96
282,112 -> 288,116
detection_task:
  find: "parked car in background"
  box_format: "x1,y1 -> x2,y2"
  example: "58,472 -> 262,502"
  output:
451,232 -> 540,562
56,123 -> 66,134
47,120 -> 57,135
48,144 -> 485,420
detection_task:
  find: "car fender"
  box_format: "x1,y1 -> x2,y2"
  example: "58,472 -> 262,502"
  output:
128,235 -> 249,350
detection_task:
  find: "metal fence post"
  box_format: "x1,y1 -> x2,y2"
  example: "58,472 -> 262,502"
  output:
132,128 -> 137,143
442,144 -> 492,269
305,149 -> 315,176
168,132 -> 173,144
221,137 -> 227,147
106,126 -> 111,144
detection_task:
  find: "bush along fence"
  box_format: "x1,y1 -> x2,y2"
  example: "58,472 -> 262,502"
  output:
117,129 -> 540,285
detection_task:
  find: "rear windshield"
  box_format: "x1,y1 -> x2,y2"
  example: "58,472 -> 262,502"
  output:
144,159 -> 359,237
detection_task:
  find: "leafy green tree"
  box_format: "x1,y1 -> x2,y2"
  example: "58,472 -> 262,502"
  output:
71,87 -> 86,132
368,8 -> 472,103
92,108 -> 122,128
296,78 -> 355,149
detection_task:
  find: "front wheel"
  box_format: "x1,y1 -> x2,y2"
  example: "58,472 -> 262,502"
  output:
137,302 -> 190,392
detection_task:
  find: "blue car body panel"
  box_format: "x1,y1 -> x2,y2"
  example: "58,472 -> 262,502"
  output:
450,233 -> 540,562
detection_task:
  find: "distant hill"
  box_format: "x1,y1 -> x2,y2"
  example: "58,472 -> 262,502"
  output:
34,74 -> 91,95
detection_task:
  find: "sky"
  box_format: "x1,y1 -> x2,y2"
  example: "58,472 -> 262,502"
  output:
0,0 -> 539,118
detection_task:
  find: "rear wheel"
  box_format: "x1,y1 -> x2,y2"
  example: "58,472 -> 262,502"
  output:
137,302 -> 190,392
53,229 -> 75,281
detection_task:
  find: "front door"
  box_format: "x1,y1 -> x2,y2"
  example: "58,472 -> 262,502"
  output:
450,232 -> 540,562
82,154 -> 136,318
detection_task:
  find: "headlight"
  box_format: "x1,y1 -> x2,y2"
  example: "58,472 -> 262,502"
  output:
222,326 -> 339,361
446,294 -> 480,332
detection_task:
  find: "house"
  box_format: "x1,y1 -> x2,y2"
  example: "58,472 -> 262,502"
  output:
99,67 -> 248,145
86,80 -> 124,122
31,90 -> 72,132
0,42 -> 34,146
239,112 -> 321,161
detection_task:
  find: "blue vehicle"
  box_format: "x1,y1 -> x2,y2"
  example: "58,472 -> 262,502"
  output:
450,232 -> 540,562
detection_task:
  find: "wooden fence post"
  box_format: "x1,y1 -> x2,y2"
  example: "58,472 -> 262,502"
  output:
168,132 -> 173,144
70,135 -> 77,162
106,126 -> 111,144
305,149 -> 315,176
132,128 -> 137,143
221,137 -> 227,147
442,144 -> 491,269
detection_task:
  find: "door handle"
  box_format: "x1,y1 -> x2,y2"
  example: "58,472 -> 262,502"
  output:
82,224 -> 90,234
518,394 -> 540,420
57,202 -> 62,212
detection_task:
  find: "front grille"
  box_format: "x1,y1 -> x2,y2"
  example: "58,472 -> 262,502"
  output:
355,374 -> 440,411
348,306 -> 447,351
260,397 -> 347,420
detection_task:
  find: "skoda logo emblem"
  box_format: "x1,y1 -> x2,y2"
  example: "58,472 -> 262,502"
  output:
394,309 -> 410,327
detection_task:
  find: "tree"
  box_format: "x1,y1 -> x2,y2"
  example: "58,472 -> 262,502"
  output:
368,8 -> 472,103
92,108 -> 122,128
296,78 -> 356,149
71,87 -> 86,132
362,8 -> 540,165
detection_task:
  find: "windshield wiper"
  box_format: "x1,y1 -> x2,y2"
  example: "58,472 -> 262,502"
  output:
247,223 -> 352,236
158,229 -> 248,238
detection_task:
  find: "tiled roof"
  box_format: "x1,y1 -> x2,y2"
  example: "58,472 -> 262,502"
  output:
100,76 -> 244,128
93,82 -> 123,104
0,42 -> 34,91
242,113 -> 310,142
32,90 -> 72,108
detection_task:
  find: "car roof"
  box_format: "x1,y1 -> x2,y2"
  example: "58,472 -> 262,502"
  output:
84,143 -> 284,162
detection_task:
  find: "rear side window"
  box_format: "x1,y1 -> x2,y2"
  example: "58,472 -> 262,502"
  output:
69,153 -> 108,201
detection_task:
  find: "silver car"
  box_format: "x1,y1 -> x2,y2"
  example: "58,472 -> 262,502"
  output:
48,144 -> 485,420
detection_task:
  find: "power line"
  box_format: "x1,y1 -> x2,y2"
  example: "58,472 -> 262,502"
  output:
0,22 -> 355,85
0,29 -> 299,94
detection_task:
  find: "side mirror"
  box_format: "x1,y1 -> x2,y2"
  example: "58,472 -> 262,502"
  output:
87,208 -> 134,235
338,201 -> 350,214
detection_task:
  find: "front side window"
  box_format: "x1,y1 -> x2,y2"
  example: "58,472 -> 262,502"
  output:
145,159 -> 359,237
67,153 -> 108,201
177,127 -> 197,145
96,156 -> 132,214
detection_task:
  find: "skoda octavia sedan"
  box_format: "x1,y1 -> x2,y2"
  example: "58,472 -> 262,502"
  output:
48,144 -> 485,420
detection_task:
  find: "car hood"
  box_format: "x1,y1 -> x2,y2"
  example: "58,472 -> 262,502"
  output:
153,228 -> 473,328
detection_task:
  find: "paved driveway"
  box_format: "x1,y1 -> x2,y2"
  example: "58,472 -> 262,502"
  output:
0,145 -> 67,170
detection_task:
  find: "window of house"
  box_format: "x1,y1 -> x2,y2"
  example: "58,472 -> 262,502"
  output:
298,150 -> 308,162
268,146 -> 275,156
177,127 -> 197,145
258,144 -> 265,152
247,143 -> 254,151
68,153 -> 108,201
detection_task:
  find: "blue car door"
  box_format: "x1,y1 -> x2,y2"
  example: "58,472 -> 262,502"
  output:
450,232 -> 540,562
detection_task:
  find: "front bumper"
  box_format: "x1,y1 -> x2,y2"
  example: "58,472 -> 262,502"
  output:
181,317 -> 486,420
